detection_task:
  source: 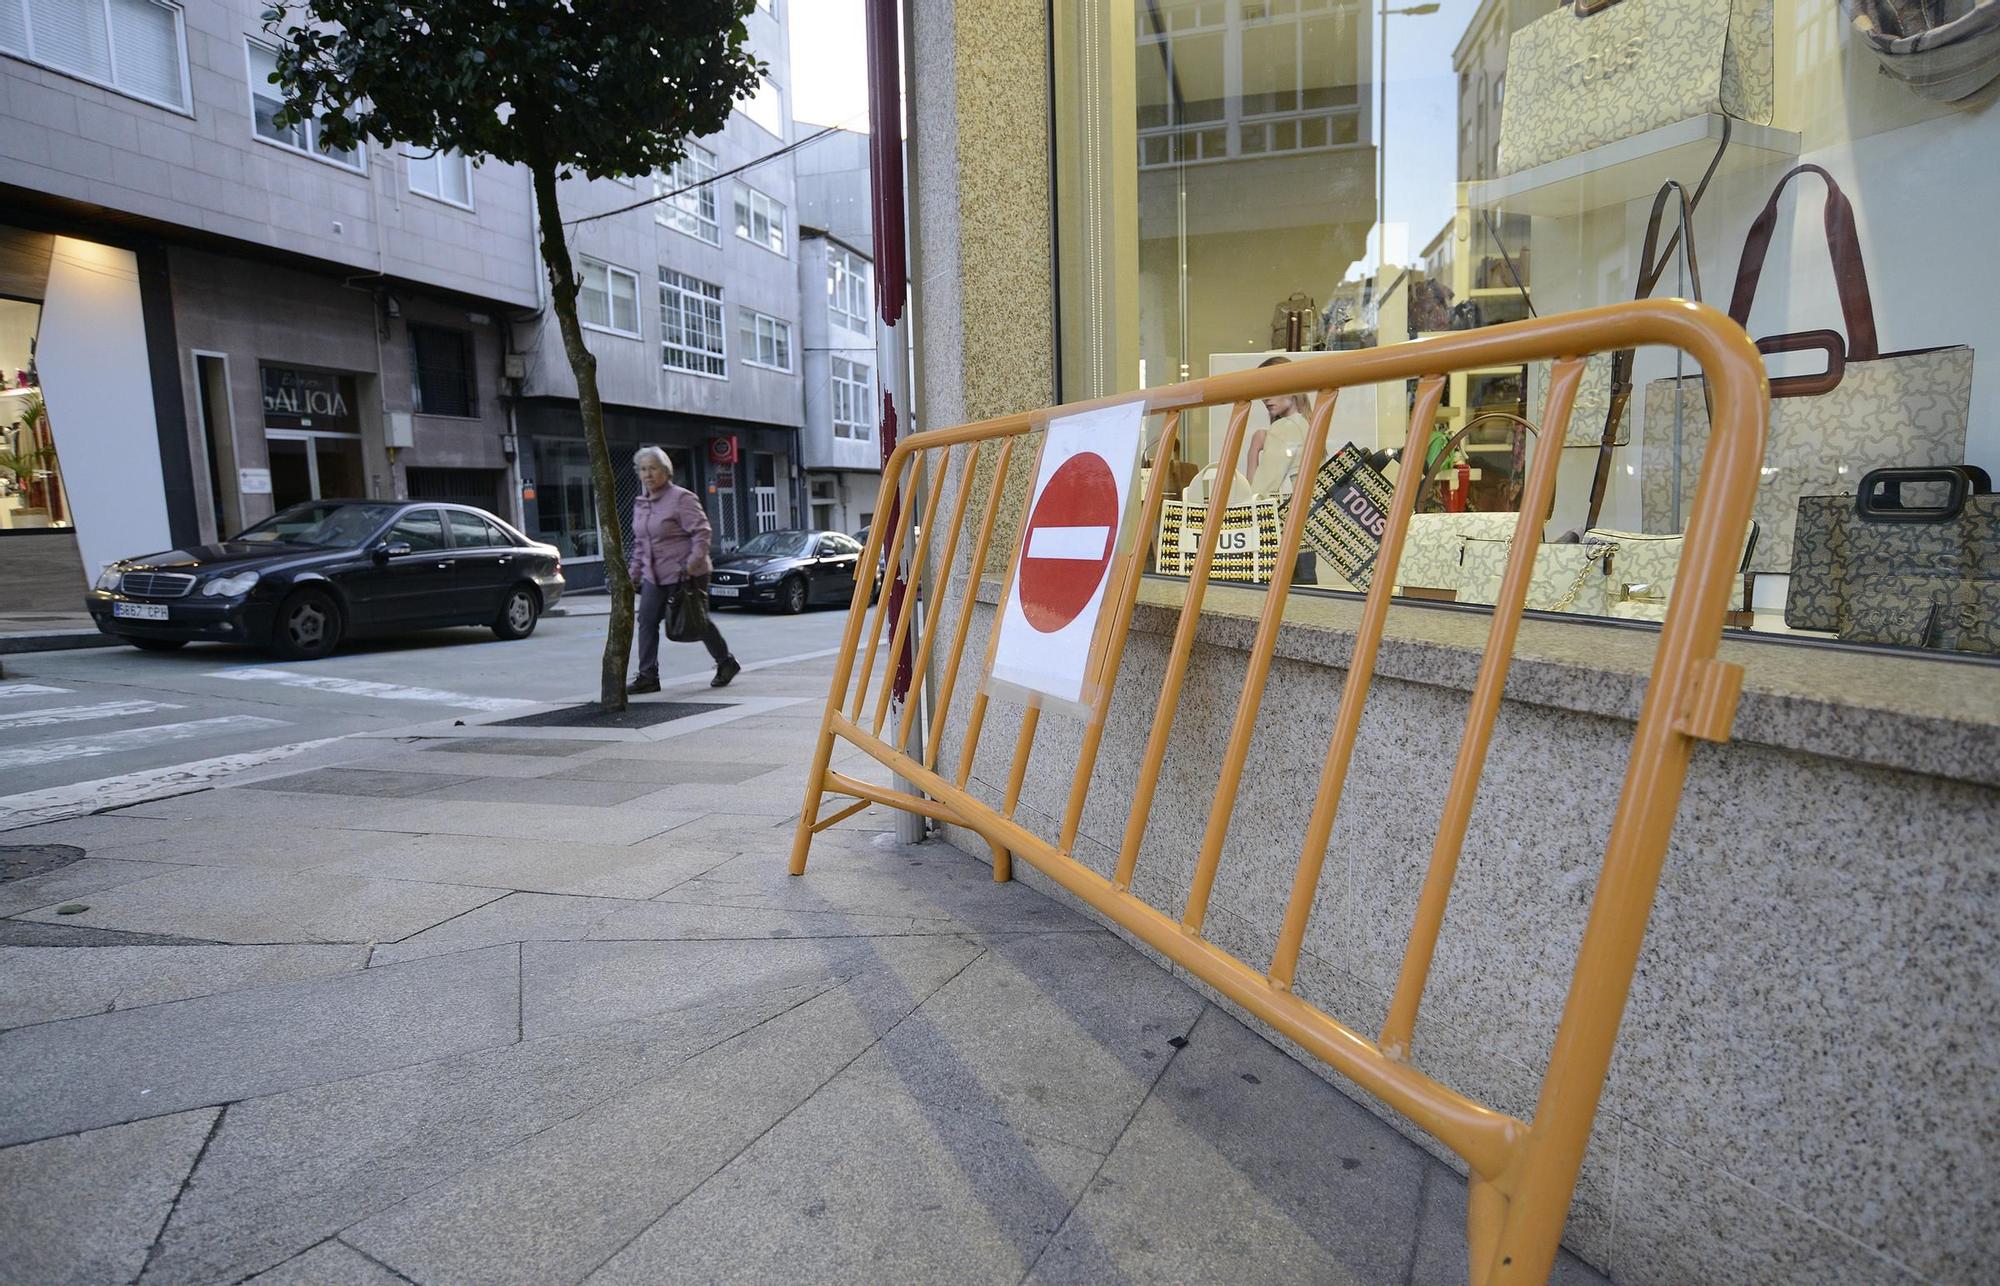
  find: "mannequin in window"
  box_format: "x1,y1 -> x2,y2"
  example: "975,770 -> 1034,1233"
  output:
1246,355 -> 1313,496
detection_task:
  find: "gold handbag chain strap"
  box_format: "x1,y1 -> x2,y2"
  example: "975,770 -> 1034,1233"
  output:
1550,540 -> 1619,614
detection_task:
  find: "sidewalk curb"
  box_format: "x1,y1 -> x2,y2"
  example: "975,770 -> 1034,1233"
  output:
0,632 -> 122,655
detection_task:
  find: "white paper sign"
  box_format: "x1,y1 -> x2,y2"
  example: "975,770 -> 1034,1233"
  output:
238,468 -> 272,495
989,401 -> 1145,707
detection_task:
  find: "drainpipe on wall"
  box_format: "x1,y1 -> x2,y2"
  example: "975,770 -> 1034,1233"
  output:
866,0 -> 925,845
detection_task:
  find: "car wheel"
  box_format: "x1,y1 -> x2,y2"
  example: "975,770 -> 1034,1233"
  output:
271,588 -> 342,660
781,576 -> 808,615
130,638 -> 187,652
493,584 -> 540,640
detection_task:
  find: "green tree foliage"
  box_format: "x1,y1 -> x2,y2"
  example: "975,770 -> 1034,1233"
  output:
261,0 -> 762,708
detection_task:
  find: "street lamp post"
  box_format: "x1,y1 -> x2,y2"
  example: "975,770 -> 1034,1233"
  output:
1378,2 -> 1441,273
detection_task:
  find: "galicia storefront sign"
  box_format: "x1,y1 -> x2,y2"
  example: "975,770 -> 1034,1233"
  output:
261,365 -> 359,432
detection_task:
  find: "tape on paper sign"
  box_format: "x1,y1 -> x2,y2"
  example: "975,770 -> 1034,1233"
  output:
989,401 -> 1146,709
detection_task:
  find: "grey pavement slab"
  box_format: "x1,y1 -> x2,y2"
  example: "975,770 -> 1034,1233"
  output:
411,775 -> 664,807
623,781 -> 808,817
0,1108 -> 219,1286
586,896 -> 954,944
343,937 -> 984,1286
69,820 -> 409,874
0,812 -> 180,847
1026,1005 -> 1432,1284
339,745 -> 589,779
113,788 -> 697,845
1405,1165 -> 1610,1286
0,856 -> 188,917
367,892 -> 635,966
419,736 -> 603,756
587,1068 -> 1103,1286
0,945 -> 519,1145
0,920 -> 219,947
544,756 -> 774,785
519,935 -> 974,1041
138,980 -> 842,1285
318,832 -> 733,900
239,767 -> 475,798
13,865 -> 504,945
243,1240 -> 410,1285
843,929 -> 1205,1155
0,944 -> 369,1029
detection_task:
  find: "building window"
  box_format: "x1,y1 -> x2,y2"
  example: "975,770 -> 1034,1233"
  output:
828,247 -> 872,333
410,325 -> 476,418
577,258 -> 640,337
831,356 -> 873,439
733,185 -> 787,256
0,0 -> 189,112
660,268 -> 727,377
656,144 -> 721,245
246,40 -> 362,169
738,309 -> 793,372
741,74 -> 785,138
407,146 -> 473,208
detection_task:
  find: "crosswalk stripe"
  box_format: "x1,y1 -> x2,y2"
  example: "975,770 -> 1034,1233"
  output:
0,683 -> 72,700
0,716 -> 289,771
0,699 -> 184,731
204,668 -> 538,713
0,735 -> 342,829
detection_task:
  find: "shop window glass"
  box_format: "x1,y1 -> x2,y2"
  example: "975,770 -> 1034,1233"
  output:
0,298 -> 70,532
1053,0 -> 2000,663
529,437 -> 601,559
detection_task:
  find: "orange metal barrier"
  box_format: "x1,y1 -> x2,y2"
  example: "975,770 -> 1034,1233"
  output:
788,300 -> 1768,1285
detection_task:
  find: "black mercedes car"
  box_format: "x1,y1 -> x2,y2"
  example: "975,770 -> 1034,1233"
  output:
708,529 -> 871,613
86,499 -> 564,659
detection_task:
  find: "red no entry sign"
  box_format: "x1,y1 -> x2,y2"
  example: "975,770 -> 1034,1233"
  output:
1019,453 -> 1120,633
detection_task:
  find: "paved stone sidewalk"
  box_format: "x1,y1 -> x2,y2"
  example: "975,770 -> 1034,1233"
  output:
0,654 -> 1606,1285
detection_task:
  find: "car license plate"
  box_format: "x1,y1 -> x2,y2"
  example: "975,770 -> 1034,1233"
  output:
711,586 -> 740,599
114,602 -> 169,621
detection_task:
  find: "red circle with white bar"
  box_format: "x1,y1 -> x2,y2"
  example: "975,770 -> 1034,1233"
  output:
1019,453 -> 1120,633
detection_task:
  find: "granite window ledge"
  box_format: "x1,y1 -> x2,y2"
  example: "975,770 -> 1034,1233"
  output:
971,576 -> 2000,789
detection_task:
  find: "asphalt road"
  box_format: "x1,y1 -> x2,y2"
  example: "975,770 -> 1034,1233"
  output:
0,600 -> 851,825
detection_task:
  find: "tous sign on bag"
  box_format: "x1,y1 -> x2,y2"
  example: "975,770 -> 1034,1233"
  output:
1640,164 -> 1974,572
1156,465 -> 1285,584
1495,0 -> 1774,176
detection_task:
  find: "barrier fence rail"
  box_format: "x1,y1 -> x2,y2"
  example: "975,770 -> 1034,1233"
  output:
788,300 -> 1768,1285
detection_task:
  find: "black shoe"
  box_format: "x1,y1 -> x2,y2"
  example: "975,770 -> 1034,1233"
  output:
710,657 -> 740,688
627,674 -> 661,695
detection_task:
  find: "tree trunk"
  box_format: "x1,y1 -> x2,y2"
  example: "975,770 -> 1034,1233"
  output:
530,162 -> 634,711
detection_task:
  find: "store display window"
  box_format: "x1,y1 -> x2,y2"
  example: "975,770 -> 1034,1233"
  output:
1053,0 -> 1999,661
0,297 -> 68,532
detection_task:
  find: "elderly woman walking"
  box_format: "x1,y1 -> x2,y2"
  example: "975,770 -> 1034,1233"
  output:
627,446 -> 739,693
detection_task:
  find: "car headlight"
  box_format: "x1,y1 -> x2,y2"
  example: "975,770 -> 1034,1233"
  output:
202,571 -> 261,597
94,568 -> 121,591
752,569 -> 784,584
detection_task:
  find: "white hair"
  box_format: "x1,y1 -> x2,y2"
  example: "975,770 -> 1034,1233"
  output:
631,446 -> 673,477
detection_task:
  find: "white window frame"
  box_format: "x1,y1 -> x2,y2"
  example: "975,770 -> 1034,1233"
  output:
245,39 -> 364,172
831,355 -> 874,440
827,247 -> 872,334
405,145 -> 474,210
655,144 -> 721,246
2,0 -> 193,113
738,308 -> 794,373
660,268 -> 727,379
740,74 -> 785,139
733,184 -> 787,257
577,257 -> 641,338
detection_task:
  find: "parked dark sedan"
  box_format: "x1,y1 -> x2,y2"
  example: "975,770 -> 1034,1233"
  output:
708,529 -> 869,613
86,499 -> 564,659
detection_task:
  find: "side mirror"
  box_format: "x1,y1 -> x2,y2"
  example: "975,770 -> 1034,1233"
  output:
374,541 -> 412,564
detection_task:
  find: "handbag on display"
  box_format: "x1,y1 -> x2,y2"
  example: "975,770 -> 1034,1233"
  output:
1788,466 -> 1999,655
1495,0 -> 1774,176
1639,165 -> 1975,573
1397,511 -> 1523,596
665,575 -> 711,642
1300,443 -> 1398,591
1157,466 -> 1286,584
1585,522 -> 1758,620
1847,0 -> 2000,103
1458,535 -> 1622,617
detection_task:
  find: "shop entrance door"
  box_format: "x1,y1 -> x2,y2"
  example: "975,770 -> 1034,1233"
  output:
266,431 -> 365,509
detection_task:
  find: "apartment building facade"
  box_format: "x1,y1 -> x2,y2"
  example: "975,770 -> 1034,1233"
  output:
795,127 -> 881,536
1,0 -> 813,599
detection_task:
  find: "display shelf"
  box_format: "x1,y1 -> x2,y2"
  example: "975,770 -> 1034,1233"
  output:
1468,114 -> 1800,219
1468,286 -> 1530,300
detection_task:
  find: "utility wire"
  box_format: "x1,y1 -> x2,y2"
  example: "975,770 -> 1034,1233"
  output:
565,120 -> 855,226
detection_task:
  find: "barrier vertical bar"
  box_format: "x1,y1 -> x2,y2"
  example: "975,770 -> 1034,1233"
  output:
993,705 -> 1040,882
1267,376 -> 1449,989
1378,357 -> 1585,1060
851,449 -> 929,721
874,444 -> 955,736
1181,389 -> 1339,932
1111,400 -> 1254,891
896,442 -> 985,754
956,427 -> 1041,790
925,436 -> 1016,771
1057,410 -> 1183,854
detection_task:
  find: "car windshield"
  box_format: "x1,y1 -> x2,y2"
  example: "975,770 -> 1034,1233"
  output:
735,531 -> 811,557
234,502 -> 397,547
